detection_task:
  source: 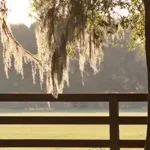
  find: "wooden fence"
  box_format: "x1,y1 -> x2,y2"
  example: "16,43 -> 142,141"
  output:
0,93 -> 148,150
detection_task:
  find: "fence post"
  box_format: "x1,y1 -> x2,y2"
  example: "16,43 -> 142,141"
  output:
109,97 -> 120,150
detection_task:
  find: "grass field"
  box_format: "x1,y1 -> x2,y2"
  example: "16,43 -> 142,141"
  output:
0,112 -> 147,150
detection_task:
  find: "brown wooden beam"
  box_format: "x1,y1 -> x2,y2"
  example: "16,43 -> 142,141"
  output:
120,140 -> 145,148
0,139 -> 145,148
0,116 -> 147,125
0,139 -> 110,148
109,98 -> 119,150
0,93 -> 147,102
119,116 -> 147,125
0,116 -> 109,124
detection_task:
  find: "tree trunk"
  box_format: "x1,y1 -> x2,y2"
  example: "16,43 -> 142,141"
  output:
143,0 -> 150,149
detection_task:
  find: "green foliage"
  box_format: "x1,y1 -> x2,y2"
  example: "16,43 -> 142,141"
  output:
126,0 -> 145,54
30,0 -> 127,40
66,42 -> 76,58
31,0 -> 144,54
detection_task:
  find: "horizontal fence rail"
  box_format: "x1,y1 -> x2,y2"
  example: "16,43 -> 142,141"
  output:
0,116 -> 147,124
0,93 -> 148,150
0,139 -> 145,148
0,93 -> 147,102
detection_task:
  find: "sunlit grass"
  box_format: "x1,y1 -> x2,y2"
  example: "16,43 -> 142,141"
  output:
0,112 -> 147,150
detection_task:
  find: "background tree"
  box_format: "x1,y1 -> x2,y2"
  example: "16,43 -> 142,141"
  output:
1,0 -> 139,97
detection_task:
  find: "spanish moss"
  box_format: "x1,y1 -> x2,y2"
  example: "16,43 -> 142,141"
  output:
0,0 -> 126,98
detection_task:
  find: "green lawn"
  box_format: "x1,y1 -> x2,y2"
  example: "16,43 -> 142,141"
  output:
0,112 -> 147,150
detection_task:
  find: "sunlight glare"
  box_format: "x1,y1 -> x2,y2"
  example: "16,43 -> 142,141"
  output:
6,0 -> 35,27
